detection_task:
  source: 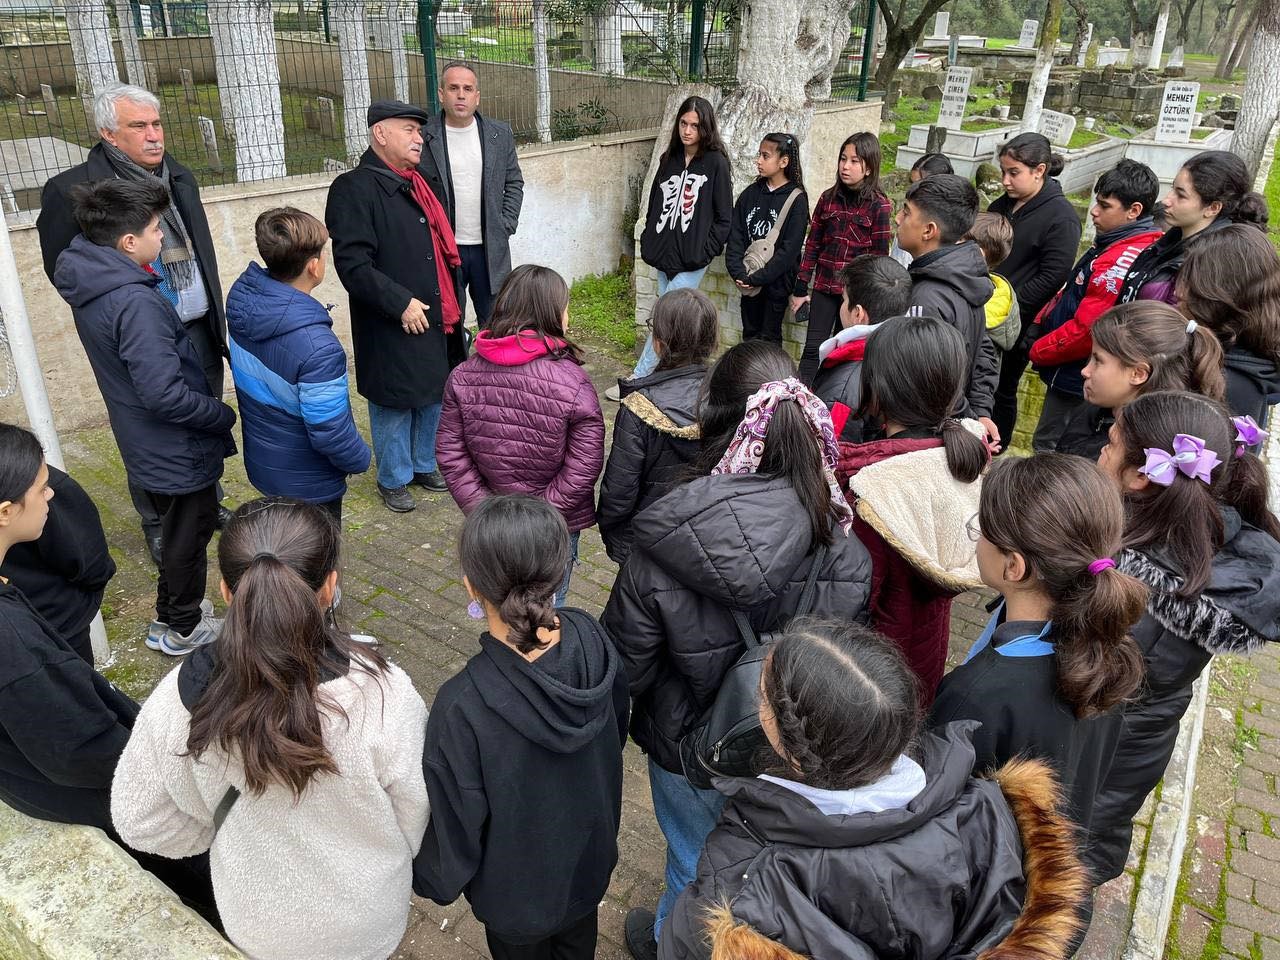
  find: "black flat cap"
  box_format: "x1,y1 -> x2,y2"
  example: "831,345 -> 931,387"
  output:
367,99 -> 429,126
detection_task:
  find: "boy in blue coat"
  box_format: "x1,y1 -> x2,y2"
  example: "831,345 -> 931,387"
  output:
54,179 -> 235,656
226,207 -> 371,520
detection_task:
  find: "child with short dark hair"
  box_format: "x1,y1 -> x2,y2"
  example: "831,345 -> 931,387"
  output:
1028,160 -> 1163,451
725,132 -> 809,345
226,206 -> 371,521
54,178 -> 235,657
896,174 -> 1000,443
413,495 -> 629,960
810,254 -> 910,440
890,153 -> 956,268
599,288 -> 718,563
964,211 -> 1021,353
662,619 -> 1089,960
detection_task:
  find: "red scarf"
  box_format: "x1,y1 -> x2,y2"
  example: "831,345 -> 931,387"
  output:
390,165 -> 462,333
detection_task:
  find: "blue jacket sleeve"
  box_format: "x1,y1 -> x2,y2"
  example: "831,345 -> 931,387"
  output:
297,335 -> 372,476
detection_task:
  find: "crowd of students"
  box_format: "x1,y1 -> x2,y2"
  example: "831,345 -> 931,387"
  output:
0,90 -> 1278,960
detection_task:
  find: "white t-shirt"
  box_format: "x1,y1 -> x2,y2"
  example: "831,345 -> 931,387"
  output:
445,120 -> 483,245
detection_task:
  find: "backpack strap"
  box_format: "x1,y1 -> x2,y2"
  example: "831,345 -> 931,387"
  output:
212,785 -> 240,834
794,542 -> 830,617
763,186 -> 804,246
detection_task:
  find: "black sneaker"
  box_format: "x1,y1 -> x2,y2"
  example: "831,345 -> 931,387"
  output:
377,483 -> 417,512
624,908 -> 658,960
413,470 -> 449,492
215,505 -> 234,530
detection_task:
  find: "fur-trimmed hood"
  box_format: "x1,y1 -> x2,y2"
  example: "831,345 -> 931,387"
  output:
700,754 -> 1088,960
1118,507 -> 1280,656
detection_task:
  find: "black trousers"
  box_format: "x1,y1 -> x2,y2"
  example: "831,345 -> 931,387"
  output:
317,496 -> 343,523
484,909 -> 598,960
130,313 -> 227,538
740,293 -> 787,345
143,484 -> 218,634
797,290 -> 842,385
458,243 -> 496,329
991,342 -> 1031,452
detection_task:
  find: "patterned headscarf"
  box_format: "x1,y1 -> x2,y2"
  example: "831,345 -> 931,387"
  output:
711,377 -> 853,534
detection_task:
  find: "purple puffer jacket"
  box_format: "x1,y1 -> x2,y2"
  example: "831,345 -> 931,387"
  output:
437,330 -> 605,531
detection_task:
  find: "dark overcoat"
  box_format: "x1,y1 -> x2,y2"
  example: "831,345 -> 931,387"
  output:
325,148 -> 465,409
37,142 -> 227,352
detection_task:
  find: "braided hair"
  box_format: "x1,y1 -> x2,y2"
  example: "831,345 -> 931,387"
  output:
760,619 -> 920,790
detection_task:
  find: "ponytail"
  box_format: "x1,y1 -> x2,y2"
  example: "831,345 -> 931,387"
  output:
1091,302 -> 1225,401
980,455 -> 1146,718
1223,451 -> 1280,542
459,494 -> 570,655
1185,323 -> 1226,400
187,498 -> 382,798
940,418 -> 990,483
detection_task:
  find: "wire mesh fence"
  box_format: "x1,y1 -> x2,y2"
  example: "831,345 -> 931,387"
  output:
0,0 -> 872,214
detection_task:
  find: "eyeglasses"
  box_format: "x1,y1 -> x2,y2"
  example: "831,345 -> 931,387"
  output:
965,513 -> 982,543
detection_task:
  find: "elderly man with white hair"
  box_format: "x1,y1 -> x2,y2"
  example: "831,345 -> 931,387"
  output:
37,82 -> 231,564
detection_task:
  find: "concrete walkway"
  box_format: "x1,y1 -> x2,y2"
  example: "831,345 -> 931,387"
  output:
54,338 -> 1151,959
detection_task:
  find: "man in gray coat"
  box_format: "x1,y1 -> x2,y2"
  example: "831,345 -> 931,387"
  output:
424,60 -> 524,327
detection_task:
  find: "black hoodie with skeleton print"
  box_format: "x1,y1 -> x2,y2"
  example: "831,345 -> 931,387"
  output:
638,148 -> 733,277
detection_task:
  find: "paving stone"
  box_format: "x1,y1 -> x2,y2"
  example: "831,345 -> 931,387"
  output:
1173,903 -> 1215,959
1248,832 -> 1280,863
1221,923 -> 1258,957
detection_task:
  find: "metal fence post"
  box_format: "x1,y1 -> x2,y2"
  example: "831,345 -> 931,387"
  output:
419,0 -> 438,104
321,0 -> 331,43
858,0 -> 877,100
688,0 -> 706,77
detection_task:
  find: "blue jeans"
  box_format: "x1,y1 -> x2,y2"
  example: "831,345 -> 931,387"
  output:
631,267 -> 709,379
458,244 -> 495,328
554,530 -> 581,607
648,758 -> 726,939
367,400 -> 442,490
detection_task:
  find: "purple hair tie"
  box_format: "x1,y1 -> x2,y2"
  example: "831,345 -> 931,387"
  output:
1087,558 -> 1116,575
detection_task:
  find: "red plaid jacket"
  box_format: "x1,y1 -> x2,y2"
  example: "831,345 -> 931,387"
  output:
793,187 -> 893,297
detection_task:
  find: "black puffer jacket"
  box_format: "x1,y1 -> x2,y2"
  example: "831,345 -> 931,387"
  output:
1224,347 -> 1280,425
908,241 -> 1000,418
603,473 -> 872,773
1089,509 -> 1280,882
1055,403 -> 1114,460
661,723 -> 1090,960
599,365 -> 705,564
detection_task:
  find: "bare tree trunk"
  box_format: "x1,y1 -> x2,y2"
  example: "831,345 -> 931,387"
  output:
1217,0 -> 1254,74
1067,0 -> 1089,64
718,0 -> 859,191
209,10 -> 238,127
113,0 -> 146,85
208,0 -> 287,180
377,1 -> 410,102
67,0 -> 120,126
1023,0 -> 1063,133
1148,0 -> 1172,65
590,1 -> 625,74
532,0 -> 551,142
1225,5 -> 1261,74
873,0 -> 952,89
1234,0 -> 1279,178
333,0 -> 372,164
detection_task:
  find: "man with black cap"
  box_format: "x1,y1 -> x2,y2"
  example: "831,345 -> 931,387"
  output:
325,100 -> 466,513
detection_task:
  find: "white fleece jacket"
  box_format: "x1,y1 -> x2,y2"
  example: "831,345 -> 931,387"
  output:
111,659 -> 428,960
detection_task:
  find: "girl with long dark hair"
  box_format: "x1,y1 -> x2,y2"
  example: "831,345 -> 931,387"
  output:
931,453 -> 1148,853
1089,391 -> 1280,885
837,315 -> 990,702
604,341 -> 872,960
619,95 -> 733,394
987,132 -> 1084,448
112,498 -> 428,960
1176,223 -> 1280,423
436,263 -> 605,605
725,132 -> 809,345
662,620 -> 1089,960
790,131 -> 893,382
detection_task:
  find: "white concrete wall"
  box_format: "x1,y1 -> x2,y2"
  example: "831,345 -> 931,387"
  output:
1,132 -> 655,430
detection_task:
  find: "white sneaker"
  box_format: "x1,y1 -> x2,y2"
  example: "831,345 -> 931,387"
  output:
605,384 -> 622,402
145,600 -> 213,651
159,606 -> 222,657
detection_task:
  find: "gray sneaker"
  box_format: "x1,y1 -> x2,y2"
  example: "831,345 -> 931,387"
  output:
604,383 -> 622,402
145,600 -> 213,651
377,483 -> 417,513
159,607 -> 223,657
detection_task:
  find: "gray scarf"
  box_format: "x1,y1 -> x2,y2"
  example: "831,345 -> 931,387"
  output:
100,141 -> 195,290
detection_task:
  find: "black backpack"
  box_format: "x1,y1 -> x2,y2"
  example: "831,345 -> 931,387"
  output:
678,543 -> 829,789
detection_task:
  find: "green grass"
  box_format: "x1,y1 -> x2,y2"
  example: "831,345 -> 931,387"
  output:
883,84 -> 1010,168
1266,146 -> 1280,255
568,270 -> 634,357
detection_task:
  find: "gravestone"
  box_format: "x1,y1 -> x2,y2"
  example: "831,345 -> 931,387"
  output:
40,85 -> 58,123
899,45 -> 917,68
15,94 -> 32,117
1038,108 -> 1077,145
303,102 -> 318,131
323,157 -> 348,173
180,68 -> 196,104
1155,79 -> 1198,143
197,116 -> 222,172
1018,19 -> 1039,47
1168,44 -> 1185,68
317,96 -> 336,138
926,124 -> 948,153
949,33 -> 960,64
937,66 -> 974,130
143,61 -> 159,93
1076,23 -> 1094,66
934,11 -> 950,36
